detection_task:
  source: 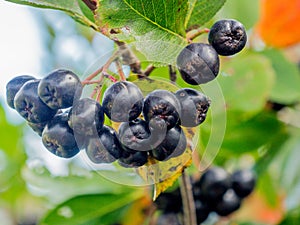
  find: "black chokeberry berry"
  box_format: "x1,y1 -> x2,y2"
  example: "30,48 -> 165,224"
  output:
38,69 -> 83,110
42,112 -> 80,158
143,90 -> 181,130
231,169 -> 256,198
151,125 -> 187,161
85,125 -> 122,164
118,149 -> 148,168
175,88 -> 210,127
14,80 -> 57,123
102,81 -> 143,122
27,121 -> 47,136
6,75 -> 35,109
177,43 -> 220,85
154,188 -> 182,213
68,98 -> 104,137
197,167 -> 231,201
208,19 -> 247,56
213,189 -> 241,216
195,200 -> 211,223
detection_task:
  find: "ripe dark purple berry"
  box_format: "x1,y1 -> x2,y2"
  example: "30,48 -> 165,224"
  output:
143,90 -> 181,130
177,43 -> 220,85
68,98 -> 104,137
27,121 -> 47,136
42,112 -> 80,158
213,189 -> 241,216
151,125 -> 187,161
85,125 -> 122,164
118,149 -> 148,168
231,169 -> 256,198
175,88 -> 210,127
38,69 -> 83,110
197,167 -> 231,200
102,81 -> 143,122
14,80 -> 57,123
208,19 -> 247,56
6,75 -> 35,109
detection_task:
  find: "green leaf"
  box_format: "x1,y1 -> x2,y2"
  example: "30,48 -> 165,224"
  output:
185,0 -> 226,28
262,48 -> 300,104
278,207 -> 300,225
221,111 -> 284,153
39,192 -> 143,225
95,0 -> 189,65
218,52 -> 275,114
6,0 -> 97,29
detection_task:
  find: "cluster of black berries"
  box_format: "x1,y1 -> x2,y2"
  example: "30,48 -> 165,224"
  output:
177,19 -> 247,85
155,167 -> 256,224
6,69 -> 210,167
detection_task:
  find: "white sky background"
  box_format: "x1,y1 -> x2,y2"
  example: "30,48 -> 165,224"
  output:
0,1 -> 43,122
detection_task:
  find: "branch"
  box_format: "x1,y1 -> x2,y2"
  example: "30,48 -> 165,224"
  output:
81,0 -> 97,11
186,28 -> 210,42
179,170 -> 197,225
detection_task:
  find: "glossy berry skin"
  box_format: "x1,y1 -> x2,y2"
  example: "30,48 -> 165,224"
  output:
118,149 -> 148,168
177,43 -> 220,85
102,81 -> 143,122
208,19 -> 247,56
118,117 -> 167,152
14,80 -> 57,123
151,125 -> 186,161
197,167 -> 231,201
175,88 -> 210,127
231,169 -> 256,198
38,69 -> 83,110
213,189 -> 241,216
68,98 -> 104,137
42,112 -> 80,158
85,125 -> 122,164
143,90 -> 181,130
118,118 -> 150,151
6,75 -> 35,109
195,200 -> 211,223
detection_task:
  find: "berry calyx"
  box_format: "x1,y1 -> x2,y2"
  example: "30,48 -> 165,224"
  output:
208,19 -> 247,56
38,69 -> 83,110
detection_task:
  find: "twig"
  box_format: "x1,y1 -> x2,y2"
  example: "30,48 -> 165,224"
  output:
169,65 -> 177,82
115,59 -> 127,81
186,28 -> 210,42
81,0 -> 97,11
144,64 -> 156,77
115,41 -> 143,77
179,170 -> 197,225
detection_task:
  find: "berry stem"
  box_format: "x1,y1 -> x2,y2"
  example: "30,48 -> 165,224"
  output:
179,170 -> 197,225
115,59 -> 127,81
168,65 -> 177,82
186,28 -> 210,42
82,50 -> 120,86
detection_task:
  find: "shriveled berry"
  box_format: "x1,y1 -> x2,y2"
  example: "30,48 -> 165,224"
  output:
175,88 -> 210,127
14,80 -> 57,123
143,90 -> 181,130
68,98 -> 104,137
231,169 -> 256,198
6,75 -> 35,109
208,19 -> 247,56
38,69 -> 82,110
177,43 -> 220,84
42,112 -> 80,158
102,81 -> 143,122
85,125 -> 122,164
